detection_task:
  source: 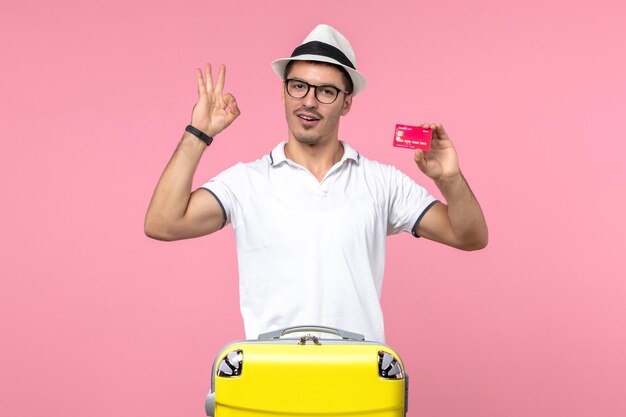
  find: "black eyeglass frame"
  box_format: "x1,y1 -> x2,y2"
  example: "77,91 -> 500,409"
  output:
284,78 -> 351,104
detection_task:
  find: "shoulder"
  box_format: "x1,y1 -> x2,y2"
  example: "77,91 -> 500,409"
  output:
351,149 -> 431,200
355,152 -> 411,183
213,153 -> 273,181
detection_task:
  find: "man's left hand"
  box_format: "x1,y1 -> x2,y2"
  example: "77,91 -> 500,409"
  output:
413,123 -> 460,181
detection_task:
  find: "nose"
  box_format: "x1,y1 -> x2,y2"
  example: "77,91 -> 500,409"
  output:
301,86 -> 318,108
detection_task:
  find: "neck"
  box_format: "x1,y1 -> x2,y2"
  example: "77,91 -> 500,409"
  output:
284,138 -> 344,182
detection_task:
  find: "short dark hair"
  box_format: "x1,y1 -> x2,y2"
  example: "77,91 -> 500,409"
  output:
284,60 -> 354,94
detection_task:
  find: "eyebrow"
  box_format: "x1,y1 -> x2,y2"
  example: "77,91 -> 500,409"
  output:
290,77 -> 342,90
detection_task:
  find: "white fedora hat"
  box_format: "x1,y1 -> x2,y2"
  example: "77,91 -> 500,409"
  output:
271,24 -> 367,95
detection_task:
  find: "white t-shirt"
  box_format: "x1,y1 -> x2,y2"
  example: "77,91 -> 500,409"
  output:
202,141 -> 437,342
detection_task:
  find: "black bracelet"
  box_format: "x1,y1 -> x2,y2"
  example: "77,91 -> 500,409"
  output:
185,125 -> 213,146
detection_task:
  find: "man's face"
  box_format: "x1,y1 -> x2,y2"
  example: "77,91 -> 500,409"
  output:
282,61 -> 353,146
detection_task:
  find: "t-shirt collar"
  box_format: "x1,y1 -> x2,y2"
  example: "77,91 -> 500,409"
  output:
270,141 -> 360,166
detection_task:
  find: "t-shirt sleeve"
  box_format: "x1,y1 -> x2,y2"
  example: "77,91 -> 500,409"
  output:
386,166 -> 439,236
199,163 -> 247,227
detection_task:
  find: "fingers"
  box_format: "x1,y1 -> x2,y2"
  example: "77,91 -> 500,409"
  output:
196,68 -> 207,98
197,63 -> 228,96
215,64 -> 226,95
434,124 -> 448,140
418,123 -> 448,141
196,64 -> 217,96
205,63 -> 214,93
223,93 -> 241,117
419,122 -> 439,131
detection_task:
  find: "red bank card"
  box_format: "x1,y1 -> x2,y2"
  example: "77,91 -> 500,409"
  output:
393,124 -> 432,151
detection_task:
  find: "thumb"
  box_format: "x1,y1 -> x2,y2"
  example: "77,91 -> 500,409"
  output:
414,149 -> 427,173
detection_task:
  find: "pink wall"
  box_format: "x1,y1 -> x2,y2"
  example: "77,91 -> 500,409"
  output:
2,1 -> 625,416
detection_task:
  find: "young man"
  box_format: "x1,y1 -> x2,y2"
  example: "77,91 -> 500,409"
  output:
144,24 -> 488,342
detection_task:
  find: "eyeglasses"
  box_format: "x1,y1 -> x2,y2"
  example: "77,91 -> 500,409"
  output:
284,78 -> 351,104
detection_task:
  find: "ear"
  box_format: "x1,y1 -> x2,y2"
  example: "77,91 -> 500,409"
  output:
340,94 -> 353,116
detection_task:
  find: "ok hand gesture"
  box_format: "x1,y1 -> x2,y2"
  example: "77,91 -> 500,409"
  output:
191,64 -> 241,138
413,123 -> 460,181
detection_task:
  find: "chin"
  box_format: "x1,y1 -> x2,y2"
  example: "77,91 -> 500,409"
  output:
291,125 -> 323,144
293,134 -> 322,145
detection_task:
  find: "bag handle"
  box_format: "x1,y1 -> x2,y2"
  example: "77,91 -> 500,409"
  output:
257,325 -> 365,341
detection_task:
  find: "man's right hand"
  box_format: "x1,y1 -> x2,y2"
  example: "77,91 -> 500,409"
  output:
144,64 -> 240,241
191,63 -> 241,138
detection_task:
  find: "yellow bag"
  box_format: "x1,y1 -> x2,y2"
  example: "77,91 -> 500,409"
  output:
206,325 -> 408,416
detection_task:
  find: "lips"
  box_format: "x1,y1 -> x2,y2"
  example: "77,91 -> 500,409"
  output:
295,111 -> 322,123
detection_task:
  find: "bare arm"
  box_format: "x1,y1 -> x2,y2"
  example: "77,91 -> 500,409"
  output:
144,64 -> 241,241
413,124 -> 488,251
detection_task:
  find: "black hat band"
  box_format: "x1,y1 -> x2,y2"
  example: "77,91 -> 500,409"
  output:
290,41 -> 355,70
